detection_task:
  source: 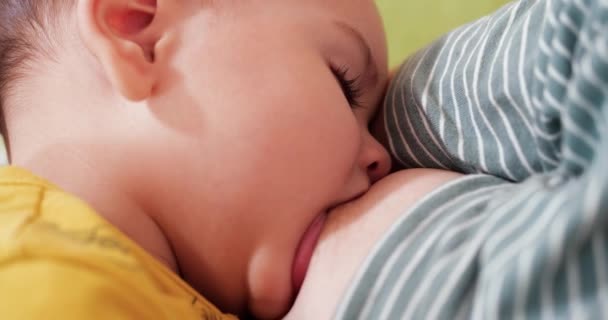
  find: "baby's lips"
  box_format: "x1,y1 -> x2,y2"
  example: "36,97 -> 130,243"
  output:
291,213 -> 328,295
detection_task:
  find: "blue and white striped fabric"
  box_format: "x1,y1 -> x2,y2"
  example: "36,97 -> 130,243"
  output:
335,0 -> 608,318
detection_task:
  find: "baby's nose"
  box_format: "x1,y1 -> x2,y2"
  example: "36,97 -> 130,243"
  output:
360,132 -> 392,184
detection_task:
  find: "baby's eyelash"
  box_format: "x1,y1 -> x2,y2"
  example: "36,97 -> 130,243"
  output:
330,65 -> 363,109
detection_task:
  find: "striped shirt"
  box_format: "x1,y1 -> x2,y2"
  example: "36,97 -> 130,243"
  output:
336,0 -> 608,318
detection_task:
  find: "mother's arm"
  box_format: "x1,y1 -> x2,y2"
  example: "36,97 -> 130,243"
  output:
284,169 -> 461,320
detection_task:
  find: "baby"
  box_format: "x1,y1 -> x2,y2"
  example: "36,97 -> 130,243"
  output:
0,0 -> 459,319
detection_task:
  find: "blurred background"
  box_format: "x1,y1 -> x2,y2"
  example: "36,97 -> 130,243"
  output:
377,0 -> 511,67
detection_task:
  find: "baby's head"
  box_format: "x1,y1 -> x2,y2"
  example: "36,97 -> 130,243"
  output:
0,0 -> 390,318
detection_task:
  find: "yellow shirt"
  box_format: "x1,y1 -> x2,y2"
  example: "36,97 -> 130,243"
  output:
0,166 -> 236,320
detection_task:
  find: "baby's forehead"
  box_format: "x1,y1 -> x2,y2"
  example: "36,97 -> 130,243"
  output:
204,0 -> 379,38
182,0 -> 386,85
206,0 -> 370,17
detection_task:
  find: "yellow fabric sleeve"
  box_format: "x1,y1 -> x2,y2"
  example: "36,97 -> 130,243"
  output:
0,166 -> 236,320
1,258 -> 184,320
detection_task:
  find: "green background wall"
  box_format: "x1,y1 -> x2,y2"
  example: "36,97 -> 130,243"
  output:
377,0 -> 511,67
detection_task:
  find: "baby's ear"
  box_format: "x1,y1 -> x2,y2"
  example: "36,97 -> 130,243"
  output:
77,0 -> 176,101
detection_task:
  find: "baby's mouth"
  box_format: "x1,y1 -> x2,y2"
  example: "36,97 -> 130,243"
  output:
291,213 -> 328,295
291,190 -> 368,297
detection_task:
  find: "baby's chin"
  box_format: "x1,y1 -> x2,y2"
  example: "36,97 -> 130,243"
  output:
245,210 -> 332,319
246,246 -> 295,319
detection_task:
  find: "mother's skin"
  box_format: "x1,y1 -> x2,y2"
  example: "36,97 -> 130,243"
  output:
284,169 -> 462,319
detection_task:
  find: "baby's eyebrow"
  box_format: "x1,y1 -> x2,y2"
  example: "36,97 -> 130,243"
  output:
332,20 -> 379,88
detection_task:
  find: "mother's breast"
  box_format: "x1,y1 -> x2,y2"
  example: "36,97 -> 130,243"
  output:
284,168 -> 462,320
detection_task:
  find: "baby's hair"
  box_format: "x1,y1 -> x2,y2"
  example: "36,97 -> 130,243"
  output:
0,1 -> 72,139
